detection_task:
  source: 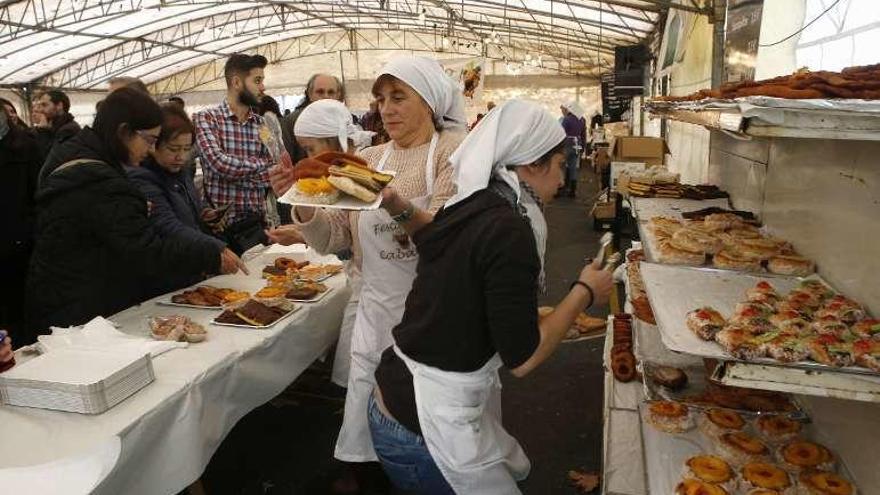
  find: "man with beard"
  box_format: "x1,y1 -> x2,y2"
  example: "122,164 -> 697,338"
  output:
33,89 -> 80,160
193,54 -> 275,231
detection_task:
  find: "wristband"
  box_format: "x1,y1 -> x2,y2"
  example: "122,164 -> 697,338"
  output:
569,280 -> 595,310
391,203 -> 416,224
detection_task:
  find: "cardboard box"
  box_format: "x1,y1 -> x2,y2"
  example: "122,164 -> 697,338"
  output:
611,161 -> 646,192
591,199 -> 616,220
611,137 -> 670,166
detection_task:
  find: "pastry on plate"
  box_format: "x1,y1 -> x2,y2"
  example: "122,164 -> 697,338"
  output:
673,228 -> 723,254
704,212 -> 746,231
647,400 -> 693,433
255,286 -> 288,299
770,310 -> 811,335
797,280 -> 836,301
716,325 -> 766,361
797,471 -> 855,495
850,318 -> 880,341
716,432 -> 770,465
816,296 -> 866,325
779,440 -> 835,472
741,462 -> 793,494
787,290 -> 823,312
650,216 -> 684,236
687,307 -> 727,340
755,415 -> 802,443
755,332 -> 810,363
852,339 -> 880,372
675,478 -> 730,495
650,366 -> 688,390
700,408 -> 747,437
811,317 -> 850,339
737,238 -> 782,260
806,335 -> 853,367
658,238 -> 707,265
768,255 -> 815,277
714,249 -> 763,272
684,454 -> 734,486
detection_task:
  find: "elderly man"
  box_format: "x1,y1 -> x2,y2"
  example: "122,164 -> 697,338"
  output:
281,73 -> 345,163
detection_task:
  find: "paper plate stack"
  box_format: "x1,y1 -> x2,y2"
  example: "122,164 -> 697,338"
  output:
0,348 -> 155,414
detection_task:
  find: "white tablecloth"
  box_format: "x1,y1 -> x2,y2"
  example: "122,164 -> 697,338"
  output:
0,247 -> 351,495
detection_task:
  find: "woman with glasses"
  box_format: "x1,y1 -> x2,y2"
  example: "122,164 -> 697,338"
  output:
26,88 -> 246,336
128,103 -> 230,295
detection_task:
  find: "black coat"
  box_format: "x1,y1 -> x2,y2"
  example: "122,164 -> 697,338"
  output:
26,128 -> 222,335
34,112 -> 80,166
127,158 -> 226,294
0,126 -> 42,259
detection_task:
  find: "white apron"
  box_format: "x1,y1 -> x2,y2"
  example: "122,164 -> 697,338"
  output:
393,345 -> 531,494
334,133 -> 439,462
331,267 -> 362,388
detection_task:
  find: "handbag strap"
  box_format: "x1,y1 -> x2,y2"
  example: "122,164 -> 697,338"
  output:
50,159 -> 107,176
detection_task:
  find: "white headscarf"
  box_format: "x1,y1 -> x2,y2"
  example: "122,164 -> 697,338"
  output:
377,56 -> 467,130
445,99 -> 566,208
562,100 -> 585,119
445,100 -> 565,291
293,99 -> 375,151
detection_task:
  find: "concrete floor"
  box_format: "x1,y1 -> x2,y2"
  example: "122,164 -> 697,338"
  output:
197,169 -> 611,495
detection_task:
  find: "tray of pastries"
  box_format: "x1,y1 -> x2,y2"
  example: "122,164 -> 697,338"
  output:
278,151 -> 395,210
159,286 -> 250,309
212,299 -> 299,329
255,279 -> 333,303
639,398 -> 858,495
644,213 -> 815,276
262,257 -> 344,283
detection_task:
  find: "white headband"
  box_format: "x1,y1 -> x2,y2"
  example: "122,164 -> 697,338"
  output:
294,99 -> 375,151
377,56 -> 467,130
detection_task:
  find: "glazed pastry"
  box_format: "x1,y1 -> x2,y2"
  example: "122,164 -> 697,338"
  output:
611,352 -> 637,382
685,455 -> 734,484
675,478 -> 729,495
658,238 -> 706,265
717,432 -> 770,464
779,440 -> 835,471
650,366 -> 689,390
647,400 -> 693,433
673,228 -> 723,254
768,255 -> 815,277
797,471 -> 855,495
755,415 -> 802,443
737,238 -> 782,260
742,462 -> 792,492
687,307 -> 727,340
700,408 -> 747,437
650,216 -> 684,236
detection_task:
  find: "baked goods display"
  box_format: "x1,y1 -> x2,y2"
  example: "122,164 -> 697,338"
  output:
285,151 -> 393,205
214,299 -> 294,328
797,471 -> 855,495
645,214 -> 814,275
741,462 -> 793,494
652,63 -> 880,101
686,280 -> 879,372
148,315 -> 207,343
262,258 -> 343,282
685,454 -> 735,487
625,249 -> 656,324
779,440 -> 835,472
675,478 -> 730,495
610,314 -> 637,382
284,280 -> 329,301
680,383 -> 797,414
700,408 -> 747,437
755,415 -> 802,443
717,431 -> 770,464
168,286 -> 249,307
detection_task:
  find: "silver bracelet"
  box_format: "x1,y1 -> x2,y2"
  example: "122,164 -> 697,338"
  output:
391,203 -> 416,224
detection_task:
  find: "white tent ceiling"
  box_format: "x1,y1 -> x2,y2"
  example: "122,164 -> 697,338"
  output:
0,1 -> 707,91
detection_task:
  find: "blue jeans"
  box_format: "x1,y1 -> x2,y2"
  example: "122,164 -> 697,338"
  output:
565,147 -> 580,184
368,393 -> 455,494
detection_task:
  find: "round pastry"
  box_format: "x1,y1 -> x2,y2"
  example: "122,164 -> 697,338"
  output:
779,441 -> 835,471
704,213 -> 745,231
737,238 -> 782,260
675,478 -> 729,495
717,432 -> 770,464
611,353 -> 636,382
797,471 -> 855,495
685,455 -> 734,484
756,415 -> 802,443
291,177 -> 340,204
658,239 -> 706,266
648,400 -> 693,433
714,249 -> 763,272
742,462 -> 792,492
650,366 -> 688,390
701,408 -> 746,437
673,228 -> 723,254
768,255 -> 815,277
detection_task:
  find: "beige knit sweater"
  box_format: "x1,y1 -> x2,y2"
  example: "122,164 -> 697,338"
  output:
294,129 -> 465,270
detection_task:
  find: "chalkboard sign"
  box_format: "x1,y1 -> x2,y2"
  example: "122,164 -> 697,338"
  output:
724,0 -> 764,84
601,73 -> 631,123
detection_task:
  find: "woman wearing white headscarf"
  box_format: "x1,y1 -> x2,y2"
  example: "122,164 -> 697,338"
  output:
270,55 -> 467,464
368,100 -> 614,494
268,99 -> 375,388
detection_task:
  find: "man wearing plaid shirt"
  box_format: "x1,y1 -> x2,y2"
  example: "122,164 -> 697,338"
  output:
194,53 -> 274,225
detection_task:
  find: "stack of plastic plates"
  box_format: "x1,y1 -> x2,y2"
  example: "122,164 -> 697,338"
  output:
0,348 -> 155,414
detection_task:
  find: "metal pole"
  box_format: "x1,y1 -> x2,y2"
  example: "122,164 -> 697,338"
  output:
711,0 -> 727,89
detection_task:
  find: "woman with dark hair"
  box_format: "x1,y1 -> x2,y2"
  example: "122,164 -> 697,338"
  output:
25,88 -> 245,340
0,101 -> 42,342
128,103 -> 229,295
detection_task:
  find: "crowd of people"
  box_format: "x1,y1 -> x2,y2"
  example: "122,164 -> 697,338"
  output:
0,52 -> 612,492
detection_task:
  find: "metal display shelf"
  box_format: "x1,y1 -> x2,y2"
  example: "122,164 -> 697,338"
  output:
714,361 -> 880,403
646,101 -> 880,141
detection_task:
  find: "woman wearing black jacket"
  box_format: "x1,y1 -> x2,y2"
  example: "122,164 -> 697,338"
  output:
26,88 -> 246,338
